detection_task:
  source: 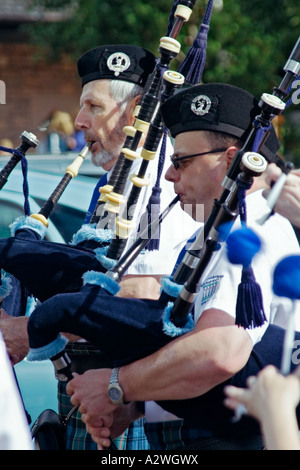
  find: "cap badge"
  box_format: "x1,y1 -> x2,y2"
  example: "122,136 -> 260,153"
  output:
191,95 -> 212,116
107,52 -> 131,76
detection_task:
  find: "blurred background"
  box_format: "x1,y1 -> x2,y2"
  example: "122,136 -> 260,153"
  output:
0,0 -> 299,163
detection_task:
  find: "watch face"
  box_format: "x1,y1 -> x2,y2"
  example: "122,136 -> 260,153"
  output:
108,385 -> 122,403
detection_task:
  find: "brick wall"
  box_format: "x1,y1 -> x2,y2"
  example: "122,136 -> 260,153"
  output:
0,42 -> 81,150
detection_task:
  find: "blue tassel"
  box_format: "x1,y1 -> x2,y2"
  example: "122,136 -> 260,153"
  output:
235,266 -> 266,329
178,0 -> 214,85
21,156 -> 31,216
166,0 -> 179,36
226,180 -> 266,329
0,145 -> 31,216
226,227 -> 266,328
139,185 -> 162,251
137,129 -> 167,251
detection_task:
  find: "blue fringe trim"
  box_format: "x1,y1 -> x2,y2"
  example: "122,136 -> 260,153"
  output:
9,216 -> 47,238
162,302 -> 194,337
27,334 -> 68,361
82,270 -> 120,295
94,247 -> 117,270
70,224 -> 113,246
25,296 -> 37,316
0,270 -> 12,299
160,276 -> 183,299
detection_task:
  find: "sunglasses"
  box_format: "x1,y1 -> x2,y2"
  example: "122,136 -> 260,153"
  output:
171,147 -> 228,170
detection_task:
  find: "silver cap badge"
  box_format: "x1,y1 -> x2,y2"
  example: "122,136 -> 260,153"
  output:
107,52 -> 131,76
191,95 -> 212,116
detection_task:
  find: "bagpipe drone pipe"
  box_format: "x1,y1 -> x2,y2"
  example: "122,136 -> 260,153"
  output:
0,0 -> 206,301
0,131 -> 39,191
0,145 -> 104,302
0,131 -> 39,309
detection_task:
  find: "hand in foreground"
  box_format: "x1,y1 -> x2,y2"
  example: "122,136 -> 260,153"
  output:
263,163 -> 300,228
224,365 -> 300,450
224,365 -> 300,421
0,309 -> 29,364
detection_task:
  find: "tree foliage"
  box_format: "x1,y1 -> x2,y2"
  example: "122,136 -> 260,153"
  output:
25,0 -> 300,163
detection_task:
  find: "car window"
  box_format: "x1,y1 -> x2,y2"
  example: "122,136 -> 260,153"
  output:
32,198 -> 85,243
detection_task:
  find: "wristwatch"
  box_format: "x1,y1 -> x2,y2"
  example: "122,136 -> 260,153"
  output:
108,367 -> 124,404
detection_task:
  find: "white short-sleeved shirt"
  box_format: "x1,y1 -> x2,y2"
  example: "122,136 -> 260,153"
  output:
145,189 -> 300,422
105,137 -> 199,276
193,189 -> 300,344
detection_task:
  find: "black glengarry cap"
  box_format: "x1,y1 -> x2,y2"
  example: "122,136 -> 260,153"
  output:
161,83 -> 283,167
77,45 -> 157,87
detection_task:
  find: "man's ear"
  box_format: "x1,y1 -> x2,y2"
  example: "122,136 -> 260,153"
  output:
225,146 -> 239,170
125,94 -> 141,126
129,95 -> 141,121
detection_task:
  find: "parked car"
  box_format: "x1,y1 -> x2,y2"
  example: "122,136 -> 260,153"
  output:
0,150 -> 102,179
0,159 -> 102,424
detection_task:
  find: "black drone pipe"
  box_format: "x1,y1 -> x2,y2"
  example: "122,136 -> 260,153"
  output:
88,0 -> 196,234
105,70 -> 184,260
0,131 -> 39,190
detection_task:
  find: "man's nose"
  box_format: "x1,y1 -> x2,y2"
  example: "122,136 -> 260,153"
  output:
75,107 -> 90,130
165,163 -> 180,183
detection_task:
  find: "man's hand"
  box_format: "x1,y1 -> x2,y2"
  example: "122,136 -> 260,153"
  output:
0,309 -> 29,364
263,163 -> 300,228
66,368 -> 119,426
85,402 -> 144,450
66,369 -> 145,449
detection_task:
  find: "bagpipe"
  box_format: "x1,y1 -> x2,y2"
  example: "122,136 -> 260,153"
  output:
0,130 -> 39,304
0,145 -> 101,303
0,0 -> 206,302
26,31 -> 300,373
29,145 -> 89,228
0,70 -> 185,301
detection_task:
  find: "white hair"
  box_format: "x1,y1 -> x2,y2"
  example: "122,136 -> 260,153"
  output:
109,80 -> 143,113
